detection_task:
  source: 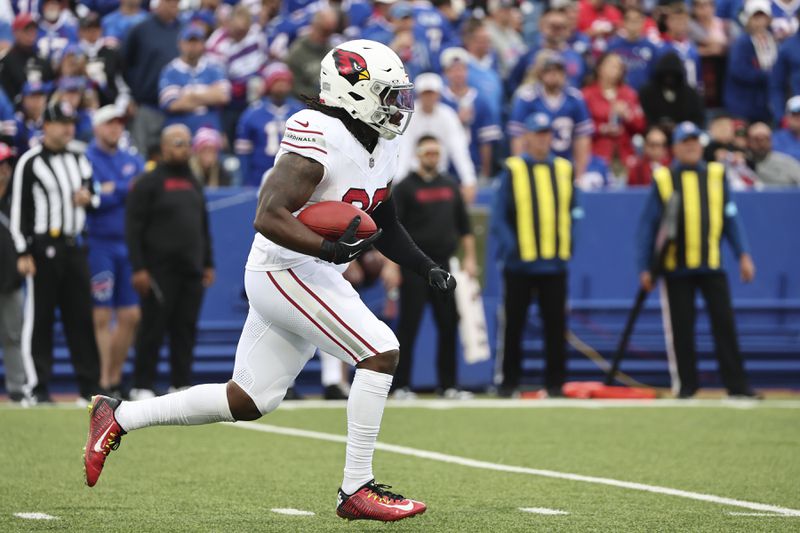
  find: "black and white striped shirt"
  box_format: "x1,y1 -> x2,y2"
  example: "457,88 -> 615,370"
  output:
9,144 -> 100,254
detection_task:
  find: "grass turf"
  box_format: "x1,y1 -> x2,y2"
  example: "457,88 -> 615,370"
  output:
0,402 -> 798,532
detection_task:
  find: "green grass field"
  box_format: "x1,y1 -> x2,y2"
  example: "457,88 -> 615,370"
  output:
1,399 -> 799,532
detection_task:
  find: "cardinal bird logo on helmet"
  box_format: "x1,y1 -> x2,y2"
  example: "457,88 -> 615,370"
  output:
333,49 -> 370,86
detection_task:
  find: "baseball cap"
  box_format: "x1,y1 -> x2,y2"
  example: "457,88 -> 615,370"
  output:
389,2 -> 413,19
189,9 -> 215,28
92,105 -> 125,127
672,121 -> 702,143
786,95 -> 800,114
43,100 -> 77,123
0,143 -> 13,163
525,113 -> 552,133
57,76 -> 87,92
21,80 -> 51,96
262,62 -> 293,93
414,73 -> 443,94
743,0 -> 771,18
180,24 -> 206,41
12,13 -> 36,31
440,47 -> 470,70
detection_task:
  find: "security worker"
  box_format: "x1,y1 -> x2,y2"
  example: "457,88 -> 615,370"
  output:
491,113 -> 582,398
637,122 -> 758,398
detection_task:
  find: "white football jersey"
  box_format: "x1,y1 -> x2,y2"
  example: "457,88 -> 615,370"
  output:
246,108 -> 400,272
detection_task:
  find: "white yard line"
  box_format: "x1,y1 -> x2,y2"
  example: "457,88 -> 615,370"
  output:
13,512 -> 58,520
227,422 -> 800,518
727,512 -> 789,517
270,508 -> 315,516
519,507 -> 569,515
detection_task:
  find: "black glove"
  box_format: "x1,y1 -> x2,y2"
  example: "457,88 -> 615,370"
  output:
319,216 -> 383,265
428,267 -> 456,293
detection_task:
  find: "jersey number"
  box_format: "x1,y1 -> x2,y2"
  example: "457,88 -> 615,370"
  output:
342,187 -> 389,214
264,120 -> 284,156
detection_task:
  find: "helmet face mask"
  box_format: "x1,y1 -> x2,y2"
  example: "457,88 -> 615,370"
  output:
319,40 -> 415,140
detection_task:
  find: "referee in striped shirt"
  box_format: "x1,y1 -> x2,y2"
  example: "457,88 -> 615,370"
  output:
9,100 -> 102,404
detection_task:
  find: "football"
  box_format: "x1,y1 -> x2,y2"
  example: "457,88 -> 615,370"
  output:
297,201 -> 378,241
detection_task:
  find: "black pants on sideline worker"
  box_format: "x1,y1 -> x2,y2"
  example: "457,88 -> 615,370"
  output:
394,264 -> 459,391
133,268 -> 204,391
29,237 -> 100,398
500,271 -> 567,392
663,273 -> 750,396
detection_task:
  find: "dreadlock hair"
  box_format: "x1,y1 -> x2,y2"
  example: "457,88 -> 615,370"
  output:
301,95 -> 380,153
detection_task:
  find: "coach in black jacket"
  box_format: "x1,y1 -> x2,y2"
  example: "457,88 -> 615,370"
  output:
126,124 -> 215,397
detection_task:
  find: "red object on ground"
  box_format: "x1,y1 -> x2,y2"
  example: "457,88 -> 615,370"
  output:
297,201 -> 377,241
563,381 -> 657,399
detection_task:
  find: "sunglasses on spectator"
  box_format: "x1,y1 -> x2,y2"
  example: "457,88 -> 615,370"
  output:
171,140 -> 190,147
418,149 -> 441,156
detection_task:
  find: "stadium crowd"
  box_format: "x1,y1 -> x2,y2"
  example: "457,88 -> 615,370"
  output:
0,0 -> 797,188
0,0 -> 799,403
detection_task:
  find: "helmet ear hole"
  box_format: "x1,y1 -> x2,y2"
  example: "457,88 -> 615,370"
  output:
348,91 -> 365,101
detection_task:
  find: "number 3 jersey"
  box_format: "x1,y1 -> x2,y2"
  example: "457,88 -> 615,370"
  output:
246,108 -> 400,272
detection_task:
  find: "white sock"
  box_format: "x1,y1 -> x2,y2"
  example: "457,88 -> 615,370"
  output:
115,383 -> 234,432
341,368 -> 393,495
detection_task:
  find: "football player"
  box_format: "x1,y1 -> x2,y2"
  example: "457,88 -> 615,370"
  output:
83,39 -> 456,523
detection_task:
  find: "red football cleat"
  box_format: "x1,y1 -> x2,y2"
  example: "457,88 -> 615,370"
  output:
83,395 -> 125,487
336,480 -> 426,522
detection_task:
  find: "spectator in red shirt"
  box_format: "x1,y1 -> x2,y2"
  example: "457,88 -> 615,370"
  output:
626,125 -> 671,186
583,52 -> 646,167
577,0 -> 622,53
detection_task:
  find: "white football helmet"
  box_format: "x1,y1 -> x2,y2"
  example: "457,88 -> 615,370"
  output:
319,39 -> 414,140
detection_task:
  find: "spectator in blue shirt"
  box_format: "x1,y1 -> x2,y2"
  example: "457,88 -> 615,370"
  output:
439,47 -> 503,180
361,0 -> 396,45
463,18 -> 503,124
608,7 -> 661,91
53,76 -> 94,142
12,81 -> 49,154
235,63 -> 303,187
772,95 -> 800,160
159,24 -> 231,136
769,15 -> 800,122
37,0 -> 79,59
508,8 -> 588,92
508,51 -> 593,178
412,0 -> 460,73
724,0 -> 777,123
101,0 -> 147,46
85,105 -> 144,398
123,0 -> 181,152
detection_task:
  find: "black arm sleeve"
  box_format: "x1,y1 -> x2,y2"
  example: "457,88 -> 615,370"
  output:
371,195 -> 438,278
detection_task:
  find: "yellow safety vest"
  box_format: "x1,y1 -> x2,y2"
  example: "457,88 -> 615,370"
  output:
652,162 -> 726,271
505,156 -> 574,262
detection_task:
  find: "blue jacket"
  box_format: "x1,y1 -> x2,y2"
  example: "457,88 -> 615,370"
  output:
770,33 -> 800,122
724,34 -> 773,123
490,153 -> 582,275
86,140 -> 145,240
